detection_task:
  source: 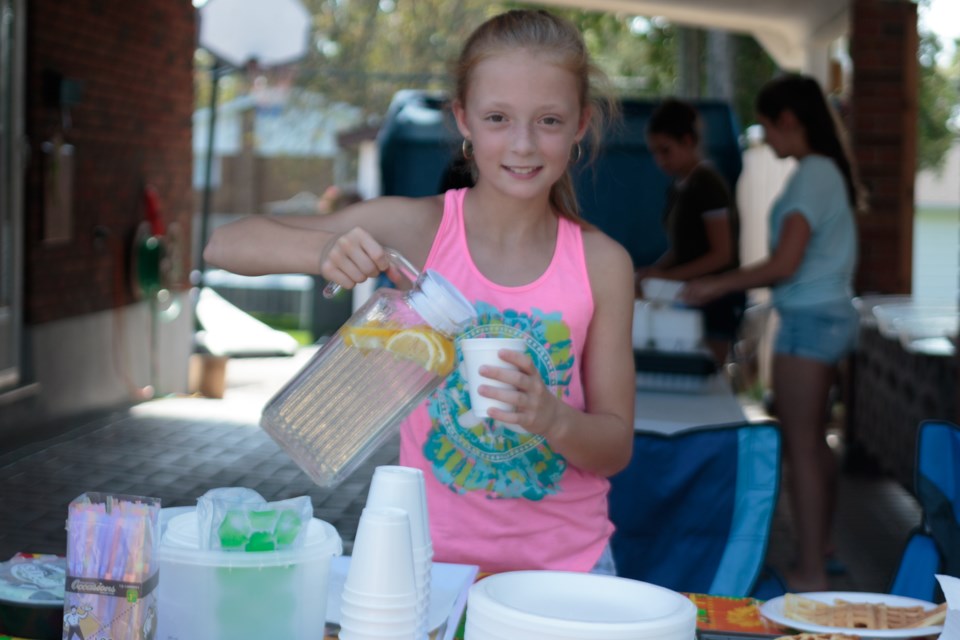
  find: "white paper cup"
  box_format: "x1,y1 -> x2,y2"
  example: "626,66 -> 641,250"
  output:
340,600 -> 418,624
341,587 -> 418,608
338,619 -> 419,640
366,466 -> 431,551
364,465 -> 433,637
461,338 -> 526,420
345,507 -> 418,599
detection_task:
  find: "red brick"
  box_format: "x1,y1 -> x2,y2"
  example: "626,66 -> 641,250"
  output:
24,0 -> 196,325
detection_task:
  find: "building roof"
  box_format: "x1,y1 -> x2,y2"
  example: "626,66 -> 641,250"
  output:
540,0 -> 849,71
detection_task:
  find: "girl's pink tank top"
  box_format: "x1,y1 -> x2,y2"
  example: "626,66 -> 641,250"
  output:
398,188 -> 613,574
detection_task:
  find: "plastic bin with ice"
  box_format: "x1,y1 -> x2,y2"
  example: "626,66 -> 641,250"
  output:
157,511 -> 342,640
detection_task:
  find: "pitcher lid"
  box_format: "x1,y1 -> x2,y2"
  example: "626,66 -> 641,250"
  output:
409,270 -> 476,336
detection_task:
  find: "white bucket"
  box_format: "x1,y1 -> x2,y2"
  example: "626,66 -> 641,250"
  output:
465,571 -> 697,640
157,511 -> 342,640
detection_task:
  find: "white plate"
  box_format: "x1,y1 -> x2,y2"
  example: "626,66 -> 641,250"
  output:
469,571 -> 696,634
759,591 -> 944,639
325,556 -> 477,637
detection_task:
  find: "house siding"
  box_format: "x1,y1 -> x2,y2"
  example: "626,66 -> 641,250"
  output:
913,142 -> 960,305
0,1 -> 196,427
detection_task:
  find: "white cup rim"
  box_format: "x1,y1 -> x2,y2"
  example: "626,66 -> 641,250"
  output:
460,337 -> 526,351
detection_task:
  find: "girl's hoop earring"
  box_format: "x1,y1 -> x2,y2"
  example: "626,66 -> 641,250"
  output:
462,139 -> 474,160
570,142 -> 583,164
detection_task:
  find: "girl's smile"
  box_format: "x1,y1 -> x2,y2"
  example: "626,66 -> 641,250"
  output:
503,165 -> 542,178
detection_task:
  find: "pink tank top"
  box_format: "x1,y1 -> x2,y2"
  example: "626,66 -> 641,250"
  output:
398,188 -> 613,573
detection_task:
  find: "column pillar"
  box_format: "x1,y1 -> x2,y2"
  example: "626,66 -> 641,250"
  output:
849,0 -> 918,294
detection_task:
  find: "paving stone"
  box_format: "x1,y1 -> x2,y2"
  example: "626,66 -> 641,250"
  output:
0,355 -> 921,595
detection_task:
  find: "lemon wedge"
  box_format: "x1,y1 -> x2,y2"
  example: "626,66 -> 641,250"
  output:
385,328 -> 440,373
341,325 -> 397,350
423,330 -> 456,376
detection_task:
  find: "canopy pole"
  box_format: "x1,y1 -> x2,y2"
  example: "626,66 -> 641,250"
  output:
197,60 -> 225,283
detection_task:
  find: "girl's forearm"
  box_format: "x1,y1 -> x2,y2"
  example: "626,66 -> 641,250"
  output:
544,404 -> 633,477
716,258 -> 791,294
659,250 -> 731,282
204,216 -> 331,276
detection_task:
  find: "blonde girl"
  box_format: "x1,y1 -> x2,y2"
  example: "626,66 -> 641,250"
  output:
205,9 -> 635,575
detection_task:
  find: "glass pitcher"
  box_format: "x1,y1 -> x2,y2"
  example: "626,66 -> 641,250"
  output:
260,250 -> 476,488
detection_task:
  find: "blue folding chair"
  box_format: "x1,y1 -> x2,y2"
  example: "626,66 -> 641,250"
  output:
609,420 -> 783,598
888,419 -> 960,602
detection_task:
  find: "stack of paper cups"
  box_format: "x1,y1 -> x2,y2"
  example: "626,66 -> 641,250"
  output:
365,466 -> 433,639
339,507 -> 419,640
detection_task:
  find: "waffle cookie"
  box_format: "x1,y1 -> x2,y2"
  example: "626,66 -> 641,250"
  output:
782,593 -> 948,630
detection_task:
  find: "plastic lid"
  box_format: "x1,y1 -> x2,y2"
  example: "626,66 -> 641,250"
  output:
159,512 -> 342,568
0,554 -> 65,605
408,270 -> 476,336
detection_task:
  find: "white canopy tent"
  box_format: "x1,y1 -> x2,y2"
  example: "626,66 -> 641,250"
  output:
539,0 -> 851,82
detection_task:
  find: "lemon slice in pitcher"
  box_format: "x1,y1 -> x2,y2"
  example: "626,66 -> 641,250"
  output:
342,324 -> 397,350
425,331 -> 456,375
385,329 -> 439,373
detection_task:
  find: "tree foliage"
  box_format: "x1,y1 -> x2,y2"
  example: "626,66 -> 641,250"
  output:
730,35 -> 780,127
224,1 -> 777,130
917,29 -> 960,172
294,0 -> 498,114
195,0 -> 955,172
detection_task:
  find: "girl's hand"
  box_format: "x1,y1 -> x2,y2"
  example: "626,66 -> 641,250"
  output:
319,227 -> 392,290
680,276 -> 726,306
480,348 -> 561,437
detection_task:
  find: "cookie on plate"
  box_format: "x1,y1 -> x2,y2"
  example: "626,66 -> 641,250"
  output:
782,593 -> 947,630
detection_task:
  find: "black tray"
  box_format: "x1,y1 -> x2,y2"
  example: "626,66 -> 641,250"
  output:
633,348 -> 718,376
0,598 -> 62,640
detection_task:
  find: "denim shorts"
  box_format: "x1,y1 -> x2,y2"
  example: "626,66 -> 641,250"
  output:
774,301 -> 859,364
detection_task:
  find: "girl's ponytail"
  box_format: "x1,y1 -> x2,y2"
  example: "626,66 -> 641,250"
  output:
756,74 -> 865,212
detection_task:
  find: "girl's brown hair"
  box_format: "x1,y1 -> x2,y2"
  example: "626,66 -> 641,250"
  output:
756,74 -> 865,212
452,9 -> 617,224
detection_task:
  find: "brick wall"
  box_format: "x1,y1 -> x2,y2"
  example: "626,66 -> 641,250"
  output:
24,0 -> 195,324
850,0 -> 918,295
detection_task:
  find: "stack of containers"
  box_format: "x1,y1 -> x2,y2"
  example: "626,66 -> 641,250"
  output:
364,465 -> 433,638
465,571 -> 697,640
339,507 -> 419,640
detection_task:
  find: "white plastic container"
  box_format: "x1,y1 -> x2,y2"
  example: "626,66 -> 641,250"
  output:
157,511 -> 342,640
632,300 -> 704,352
640,277 -> 685,303
872,302 -> 957,339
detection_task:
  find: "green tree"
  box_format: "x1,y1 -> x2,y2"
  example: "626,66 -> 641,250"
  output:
917,29 -> 960,172
294,0 -> 499,115
730,34 -> 780,127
